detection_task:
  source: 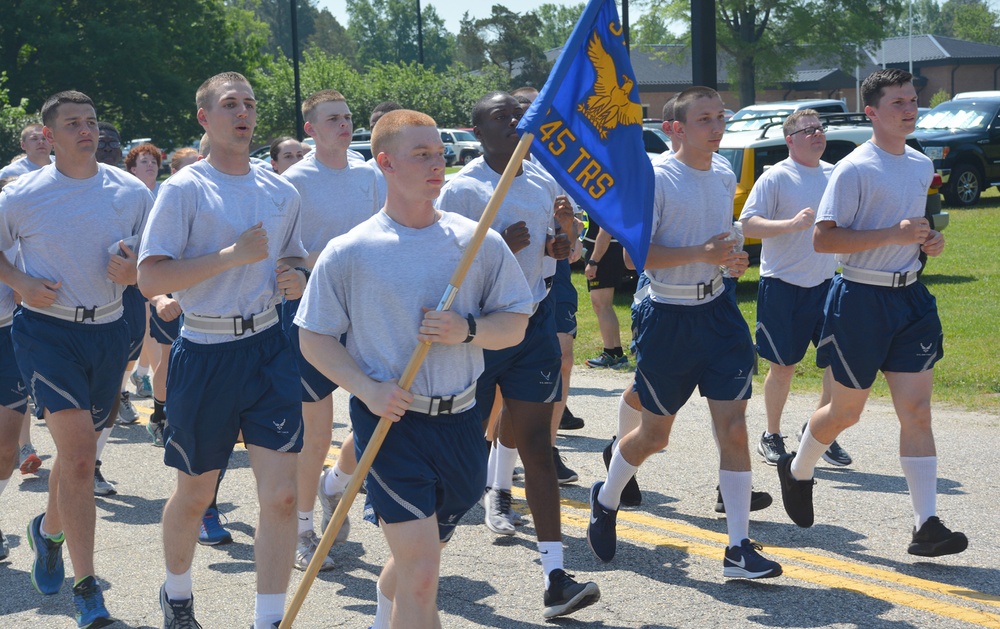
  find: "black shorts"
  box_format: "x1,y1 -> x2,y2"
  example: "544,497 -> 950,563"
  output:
588,242 -> 626,291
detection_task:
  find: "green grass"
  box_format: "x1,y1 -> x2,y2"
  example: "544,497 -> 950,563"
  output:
571,194 -> 1000,412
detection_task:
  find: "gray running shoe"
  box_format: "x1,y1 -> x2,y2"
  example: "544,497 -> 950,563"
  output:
130,371 -> 152,398
757,432 -> 787,466
148,420 -> 165,448
317,468 -> 350,544
117,391 -> 138,425
483,487 -> 515,535
93,461 -> 116,496
294,530 -> 335,571
160,584 -> 202,628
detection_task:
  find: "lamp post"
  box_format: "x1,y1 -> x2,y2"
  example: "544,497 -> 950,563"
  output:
290,0 -> 304,141
417,0 -> 424,65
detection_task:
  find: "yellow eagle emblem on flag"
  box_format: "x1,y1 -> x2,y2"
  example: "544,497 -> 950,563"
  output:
577,30 -> 643,139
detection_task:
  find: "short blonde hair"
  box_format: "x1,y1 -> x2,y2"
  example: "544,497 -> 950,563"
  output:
170,147 -> 200,171
371,110 -> 437,157
196,72 -> 251,111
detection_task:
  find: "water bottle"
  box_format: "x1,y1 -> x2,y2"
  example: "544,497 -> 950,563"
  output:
720,221 -> 744,278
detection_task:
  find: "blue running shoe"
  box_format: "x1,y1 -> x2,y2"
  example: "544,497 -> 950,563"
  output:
586,481 -> 618,563
198,508 -> 233,546
723,539 -> 782,579
27,513 -> 64,594
73,576 -> 113,628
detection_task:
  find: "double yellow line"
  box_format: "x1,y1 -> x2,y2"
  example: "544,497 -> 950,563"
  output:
514,487 -> 1000,628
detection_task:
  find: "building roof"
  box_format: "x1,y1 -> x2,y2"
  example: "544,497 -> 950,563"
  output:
867,34 -> 1000,65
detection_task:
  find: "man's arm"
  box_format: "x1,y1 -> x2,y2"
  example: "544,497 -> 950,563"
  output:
740,208 -> 815,239
0,255 -> 59,307
813,217 -> 930,254
635,231 -> 748,276
276,256 -> 308,301
137,221 -> 268,298
417,310 -> 527,350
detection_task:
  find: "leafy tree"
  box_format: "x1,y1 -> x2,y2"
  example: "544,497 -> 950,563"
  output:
536,3 -> 586,50
929,88 -> 951,107
885,0 -> 942,36
0,73 -> 37,164
0,0 -> 267,146
309,9 -> 359,65
346,0 -> 455,72
945,0 -> 1000,45
632,9 -> 681,47
657,0 -> 904,107
458,5 -> 552,89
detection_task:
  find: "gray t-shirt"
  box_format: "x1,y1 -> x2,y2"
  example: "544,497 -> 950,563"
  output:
0,164 -> 152,321
282,156 -> 379,253
740,157 -> 837,287
138,159 -> 307,344
816,141 -> 932,274
0,245 -> 18,317
294,210 -> 533,398
647,156 -> 735,305
0,156 -> 54,179
437,157 -> 559,304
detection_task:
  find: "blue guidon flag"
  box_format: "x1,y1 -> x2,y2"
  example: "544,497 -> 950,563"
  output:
517,0 -> 654,270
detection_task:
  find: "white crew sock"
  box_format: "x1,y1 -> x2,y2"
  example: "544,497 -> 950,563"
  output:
324,463 -> 352,497
39,513 -> 62,539
617,393 -> 642,440
598,447 -> 640,511
492,443 -> 518,491
133,364 -> 150,377
95,426 -> 113,461
719,470 -> 752,547
900,456 -> 937,529
372,583 -> 393,629
164,568 -> 193,601
254,592 -> 285,628
538,541 -> 564,588
297,510 -> 313,535
790,422 -> 828,481
486,443 -> 498,489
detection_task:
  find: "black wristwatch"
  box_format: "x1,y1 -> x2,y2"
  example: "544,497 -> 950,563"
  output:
462,313 -> 477,343
586,259 -> 600,266
295,266 -> 311,281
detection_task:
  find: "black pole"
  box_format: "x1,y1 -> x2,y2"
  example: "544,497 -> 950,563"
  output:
290,0 -> 304,140
691,0 -> 717,89
417,0 -> 424,65
623,0 -> 630,54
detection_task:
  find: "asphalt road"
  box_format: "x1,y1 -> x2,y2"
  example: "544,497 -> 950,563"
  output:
1,366 -> 998,628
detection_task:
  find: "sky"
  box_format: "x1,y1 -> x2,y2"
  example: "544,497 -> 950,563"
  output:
312,0 -> 650,36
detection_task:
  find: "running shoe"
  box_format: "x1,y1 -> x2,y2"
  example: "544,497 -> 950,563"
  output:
558,407 -> 584,430
586,481 -> 618,562
294,530 -> 335,571
553,447 -> 578,484
723,539 -> 782,579
585,351 -> 628,369
93,461 -> 116,496
73,576 -> 113,628
198,507 -> 233,546
756,432 -> 787,466
908,516 -> 968,557
0,529 -> 8,561
148,420 -> 165,448
713,486 -> 774,514
602,437 -> 641,507
130,371 -> 153,398
542,569 -> 600,619
799,421 -> 852,467
19,443 -> 42,475
483,487 -> 515,535
776,453 -> 814,528
27,512 -> 64,595
117,391 -> 138,425
160,583 -> 202,628
317,467 -> 351,544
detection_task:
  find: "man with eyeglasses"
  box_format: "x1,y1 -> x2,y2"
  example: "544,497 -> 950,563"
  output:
95,122 -> 123,167
738,109 -> 851,469
0,123 -> 54,178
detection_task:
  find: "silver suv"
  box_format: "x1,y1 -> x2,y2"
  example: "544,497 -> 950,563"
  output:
439,129 -> 482,166
727,99 -> 849,132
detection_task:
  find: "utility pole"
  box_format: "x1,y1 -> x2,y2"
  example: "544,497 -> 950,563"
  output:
290,0 -> 304,140
417,0 -> 424,65
691,0 -> 717,88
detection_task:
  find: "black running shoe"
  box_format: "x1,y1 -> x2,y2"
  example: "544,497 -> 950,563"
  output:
602,436 -> 641,507
776,453 -> 814,528
723,539 -> 782,579
714,486 -> 773,514
822,439 -> 852,467
586,481 -> 618,563
552,447 -> 579,484
908,516 -> 968,557
559,407 -> 585,430
542,569 -> 600,619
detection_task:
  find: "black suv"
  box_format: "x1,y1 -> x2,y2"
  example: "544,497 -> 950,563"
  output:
912,96 -> 1000,207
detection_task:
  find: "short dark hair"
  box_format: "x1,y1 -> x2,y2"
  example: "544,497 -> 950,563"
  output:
673,86 -> 721,123
196,72 -> 251,111
269,136 -> 298,161
98,121 -> 120,138
862,68 -> 913,108
661,95 -> 678,122
370,101 -> 403,128
41,91 -> 95,127
302,89 -> 346,123
471,91 -> 512,127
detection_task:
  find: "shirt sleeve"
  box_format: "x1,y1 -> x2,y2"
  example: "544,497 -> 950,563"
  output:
816,161 -> 860,228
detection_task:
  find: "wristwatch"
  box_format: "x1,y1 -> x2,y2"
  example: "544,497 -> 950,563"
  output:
462,314 -> 477,343
586,259 -> 600,266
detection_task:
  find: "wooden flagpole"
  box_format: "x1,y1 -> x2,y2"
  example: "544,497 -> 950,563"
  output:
280,132 -> 535,628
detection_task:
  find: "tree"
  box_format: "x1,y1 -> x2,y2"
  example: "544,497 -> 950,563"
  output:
536,3 -> 586,50
458,5 -> 552,89
631,9 -> 681,47
308,10 -> 359,65
0,73 -> 37,164
658,0 -> 904,107
945,0 -> 1000,45
0,0 -> 267,146
346,0 -> 455,72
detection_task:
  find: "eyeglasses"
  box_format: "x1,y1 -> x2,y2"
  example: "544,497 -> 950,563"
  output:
789,125 -> 827,138
98,140 -> 121,149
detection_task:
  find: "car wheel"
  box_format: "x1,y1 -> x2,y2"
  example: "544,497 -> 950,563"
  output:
459,153 -> 473,166
945,164 -> 981,207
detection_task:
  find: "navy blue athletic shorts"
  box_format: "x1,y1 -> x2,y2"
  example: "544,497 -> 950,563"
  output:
633,290 -> 754,417
148,296 -> 180,345
548,259 -> 578,337
755,277 -> 831,366
476,297 -> 561,411
351,396 -> 485,542
164,323 -> 303,475
11,308 -> 129,429
0,324 -> 29,415
816,275 -> 943,390
123,285 -> 147,362
281,298 -> 339,403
